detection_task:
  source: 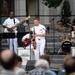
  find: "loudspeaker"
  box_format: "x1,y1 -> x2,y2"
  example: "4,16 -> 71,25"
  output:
25,60 -> 36,72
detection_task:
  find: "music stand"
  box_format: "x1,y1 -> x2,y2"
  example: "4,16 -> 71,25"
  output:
0,33 -> 15,39
49,17 -> 57,54
0,33 -> 16,51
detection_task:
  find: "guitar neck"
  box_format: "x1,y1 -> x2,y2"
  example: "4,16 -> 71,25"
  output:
14,16 -> 31,28
14,19 -> 26,28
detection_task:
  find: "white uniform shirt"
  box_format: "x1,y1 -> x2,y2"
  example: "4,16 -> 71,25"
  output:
22,33 -> 33,49
3,17 -> 20,32
31,24 -> 46,41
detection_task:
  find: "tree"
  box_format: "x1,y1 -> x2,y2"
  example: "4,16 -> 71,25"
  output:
62,0 -> 71,18
61,0 -> 71,28
43,0 -> 63,8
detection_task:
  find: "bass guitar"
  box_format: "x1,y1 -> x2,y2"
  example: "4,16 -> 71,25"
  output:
4,16 -> 31,33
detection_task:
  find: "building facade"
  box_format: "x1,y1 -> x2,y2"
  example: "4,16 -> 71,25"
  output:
0,0 -> 75,30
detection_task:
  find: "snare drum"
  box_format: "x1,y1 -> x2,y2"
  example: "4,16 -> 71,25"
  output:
61,41 -> 72,54
62,36 -> 70,43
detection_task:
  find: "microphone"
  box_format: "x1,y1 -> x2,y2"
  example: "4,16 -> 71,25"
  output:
49,18 -> 54,22
42,28 -> 46,31
49,15 -> 58,22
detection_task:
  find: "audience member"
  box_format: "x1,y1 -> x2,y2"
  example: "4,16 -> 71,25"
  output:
40,54 -> 56,75
40,54 -> 51,65
58,54 -> 74,75
0,49 -> 17,75
16,55 -> 22,68
27,59 -> 56,75
13,55 -> 26,75
64,57 -> 75,75
64,54 -> 72,63
1,49 -> 75,75
0,49 -> 26,75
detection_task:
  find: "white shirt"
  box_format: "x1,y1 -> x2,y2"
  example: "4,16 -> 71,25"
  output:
3,17 -> 20,32
22,33 -> 30,40
22,33 -> 33,49
31,24 -> 46,41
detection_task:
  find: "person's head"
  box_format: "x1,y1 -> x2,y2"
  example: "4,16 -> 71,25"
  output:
9,12 -> 14,18
40,54 -> 50,65
64,57 -> 75,75
35,59 -> 49,69
15,55 -> 22,68
0,49 -> 17,70
64,54 -> 72,63
30,31 -> 33,35
34,18 -> 40,26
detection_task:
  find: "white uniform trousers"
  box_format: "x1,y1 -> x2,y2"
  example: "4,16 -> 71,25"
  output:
8,38 -> 18,54
34,39 -> 45,60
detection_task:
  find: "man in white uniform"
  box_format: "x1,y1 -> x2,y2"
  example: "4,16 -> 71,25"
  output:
31,18 -> 46,60
3,12 -> 20,54
3,12 -> 30,54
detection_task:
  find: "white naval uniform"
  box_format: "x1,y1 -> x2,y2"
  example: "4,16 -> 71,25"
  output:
22,33 -> 33,49
3,17 -> 20,54
31,24 -> 46,60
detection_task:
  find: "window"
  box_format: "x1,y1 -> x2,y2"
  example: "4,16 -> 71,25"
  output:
0,0 -> 14,24
0,0 -> 14,16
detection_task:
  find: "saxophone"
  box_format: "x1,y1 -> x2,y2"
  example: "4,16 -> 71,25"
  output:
31,36 -> 36,49
31,27 -> 36,49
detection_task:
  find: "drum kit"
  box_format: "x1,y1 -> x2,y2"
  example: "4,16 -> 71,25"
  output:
61,31 -> 75,56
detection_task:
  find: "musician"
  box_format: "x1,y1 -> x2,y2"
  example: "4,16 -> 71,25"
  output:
2,12 -> 20,53
71,25 -> 75,46
68,22 -> 75,46
22,31 -> 33,49
31,18 -> 46,60
2,12 -> 30,54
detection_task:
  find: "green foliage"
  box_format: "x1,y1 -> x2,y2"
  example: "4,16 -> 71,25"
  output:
43,0 -> 63,8
62,0 -> 71,18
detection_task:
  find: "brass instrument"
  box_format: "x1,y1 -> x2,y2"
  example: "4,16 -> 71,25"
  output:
31,27 -> 36,49
31,36 -> 36,49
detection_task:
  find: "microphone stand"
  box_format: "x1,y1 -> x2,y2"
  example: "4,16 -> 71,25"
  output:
29,32 -> 32,60
49,17 -> 57,54
0,34 -> 2,51
27,23 -> 32,60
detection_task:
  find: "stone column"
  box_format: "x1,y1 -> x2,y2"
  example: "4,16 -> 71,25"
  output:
39,0 -> 50,25
14,0 -> 26,20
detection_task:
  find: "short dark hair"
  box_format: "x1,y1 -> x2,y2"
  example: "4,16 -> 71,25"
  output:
40,54 -> 51,65
64,57 -> 75,74
9,11 -> 14,14
34,17 -> 39,21
15,55 -> 22,62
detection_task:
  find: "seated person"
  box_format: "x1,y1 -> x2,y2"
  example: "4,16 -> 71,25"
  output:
27,59 -> 56,75
64,57 -> 75,75
0,49 -> 26,75
13,55 -> 26,75
21,32 -> 33,49
40,54 -> 56,75
0,49 -> 17,75
58,54 -> 73,75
